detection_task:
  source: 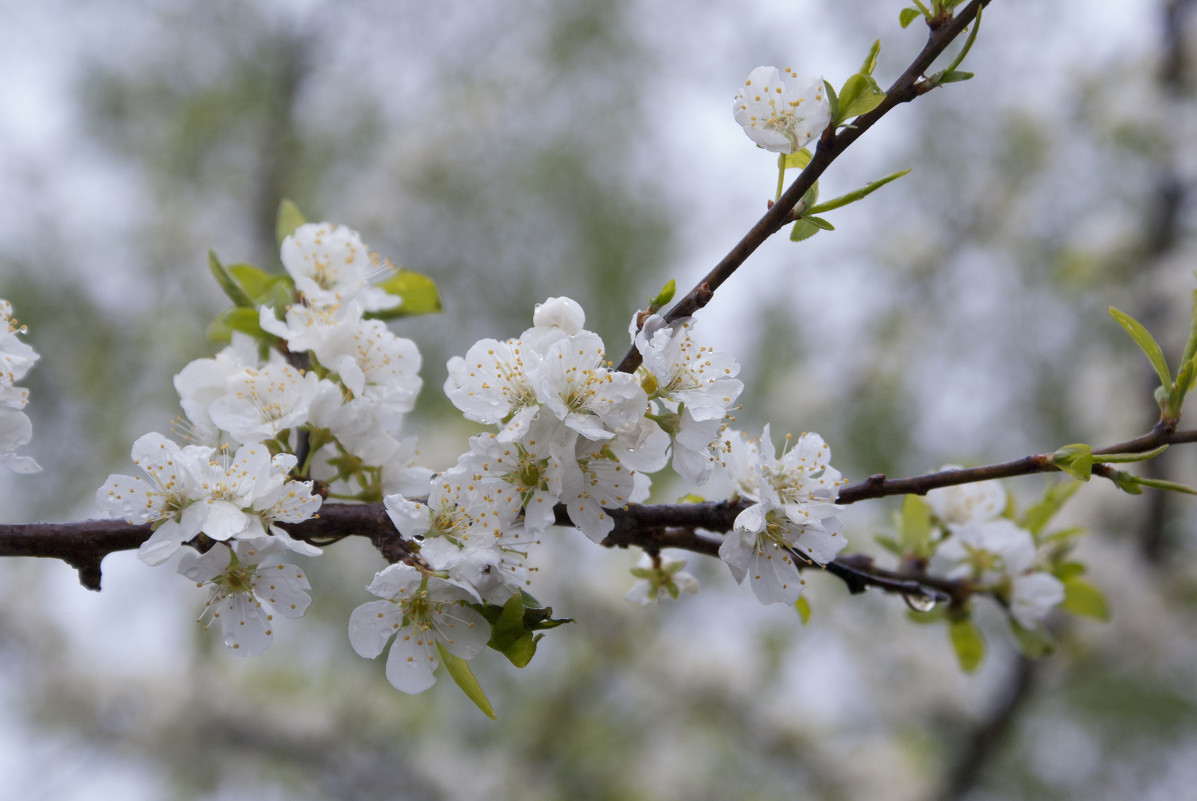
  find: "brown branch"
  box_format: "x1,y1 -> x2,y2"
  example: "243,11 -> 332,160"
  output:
6,421 -> 1191,597
615,0 -> 996,374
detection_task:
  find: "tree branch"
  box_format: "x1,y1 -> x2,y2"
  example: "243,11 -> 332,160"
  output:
615,0 -> 996,374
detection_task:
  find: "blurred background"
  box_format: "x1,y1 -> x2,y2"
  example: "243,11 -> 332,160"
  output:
2,0 -> 1197,798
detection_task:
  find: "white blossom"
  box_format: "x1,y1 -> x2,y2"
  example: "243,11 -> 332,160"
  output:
718,426 -> 846,605
445,337 -> 543,442
0,299 -> 40,472
536,331 -> 646,442
280,222 -> 400,313
348,563 -> 491,694
926,468 -> 1007,526
734,66 -> 830,154
1010,572 -> 1066,629
207,363 -> 325,445
178,541 -> 312,656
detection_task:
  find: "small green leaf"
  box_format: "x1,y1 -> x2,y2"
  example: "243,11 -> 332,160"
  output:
932,70 -> 975,84
899,7 -> 922,27
874,534 -> 905,557
823,80 -> 839,124
1022,480 -> 1080,536
795,596 -> 811,625
859,40 -> 881,76
435,641 -> 496,719
783,148 -> 813,171
228,263 -> 293,307
1009,621 -> 1057,658
276,199 -> 307,248
208,251 -> 254,308
790,219 -> 822,242
207,307 -> 269,344
1053,561 -> 1086,580
1052,443 -> 1094,482
1127,474 -> 1197,496
1096,444 -> 1169,464
1109,306 -> 1172,390
808,168 -> 911,214
837,73 -> 886,123
370,269 -> 442,319
651,279 -> 676,308
1104,469 -> 1144,495
803,215 -> 834,231
949,617 -> 985,672
1061,577 -> 1110,621
898,494 -> 933,557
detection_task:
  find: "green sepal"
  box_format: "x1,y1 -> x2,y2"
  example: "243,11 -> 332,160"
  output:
899,7 -> 922,27
1009,621 -> 1057,658
1051,443 -> 1093,482
208,251 -> 254,308
206,307 -> 270,344
949,616 -> 985,672
836,72 -> 886,123
368,269 -> 442,319
435,640 -> 497,720
1022,480 -> 1080,536
808,169 -> 911,215
276,199 -> 307,247
1061,577 -> 1110,621
1109,306 -> 1172,390
795,596 -> 811,624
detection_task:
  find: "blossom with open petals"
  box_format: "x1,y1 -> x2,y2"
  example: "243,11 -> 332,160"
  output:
733,66 -> 830,154
348,563 -> 490,694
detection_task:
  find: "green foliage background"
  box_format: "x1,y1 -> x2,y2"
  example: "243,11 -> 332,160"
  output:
2,1 -> 1197,799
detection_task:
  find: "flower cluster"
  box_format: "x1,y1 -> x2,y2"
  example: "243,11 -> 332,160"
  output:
97,221 -> 431,656
926,471 -> 1065,629
0,299 -> 40,474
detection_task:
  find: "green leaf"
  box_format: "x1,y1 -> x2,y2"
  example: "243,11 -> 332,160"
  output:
898,494 -> 933,557
1052,443 -> 1094,482
874,534 -> 905,557
949,617 -> 985,672
899,7 -> 922,27
1022,480 -> 1080,536
1009,622 -> 1057,658
206,307 -> 269,344
932,70 -> 975,84
1053,561 -> 1086,580
790,219 -> 822,242
1127,475 -> 1197,496
803,215 -> 834,231
808,168 -> 911,214
1095,444 -> 1169,464
435,640 -> 497,719
859,39 -> 881,76
1109,306 -> 1172,390
276,199 -> 307,248
782,148 -> 813,171
369,269 -> 442,319
651,279 -> 676,308
208,251 -> 254,308
228,263 -> 293,307
823,80 -> 839,125
795,596 -> 811,625
837,73 -> 886,123
1061,577 -> 1110,621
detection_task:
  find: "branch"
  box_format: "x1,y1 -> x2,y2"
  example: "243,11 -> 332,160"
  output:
614,0 -> 995,374
5,420 -> 1191,599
